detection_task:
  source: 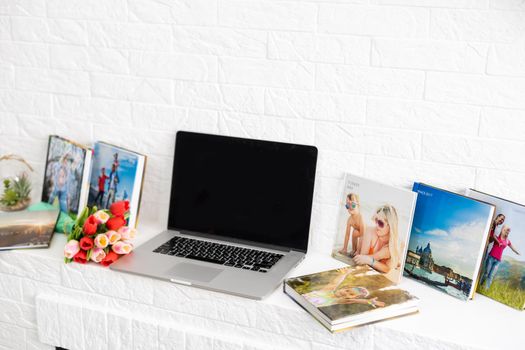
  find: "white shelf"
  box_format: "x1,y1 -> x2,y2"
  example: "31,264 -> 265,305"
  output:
1,222 -> 523,350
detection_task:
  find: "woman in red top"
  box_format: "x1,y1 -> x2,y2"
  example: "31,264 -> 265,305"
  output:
480,225 -> 520,289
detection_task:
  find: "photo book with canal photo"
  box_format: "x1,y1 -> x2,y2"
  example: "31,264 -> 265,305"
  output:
284,265 -> 419,332
466,189 -> 525,310
332,173 -> 417,283
404,183 -> 495,301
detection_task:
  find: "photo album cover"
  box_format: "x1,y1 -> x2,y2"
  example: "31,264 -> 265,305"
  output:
466,189 -> 525,310
41,135 -> 92,219
87,142 -> 146,228
0,208 -> 60,250
332,173 -> 417,283
284,265 -> 418,332
404,183 -> 495,301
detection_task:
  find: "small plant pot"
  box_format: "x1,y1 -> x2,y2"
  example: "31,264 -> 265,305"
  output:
0,197 -> 31,212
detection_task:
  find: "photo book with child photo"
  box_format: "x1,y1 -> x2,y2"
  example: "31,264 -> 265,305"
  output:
284,265 -> 419,332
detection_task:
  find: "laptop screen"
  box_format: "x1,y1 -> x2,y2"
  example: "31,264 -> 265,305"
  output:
168,131 -> 318,253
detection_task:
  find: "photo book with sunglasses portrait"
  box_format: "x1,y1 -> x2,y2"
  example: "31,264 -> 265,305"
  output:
465,189 -> 525,310
332,173 -> 417,284
404,183 -> 495,301
284,265 -> 419,332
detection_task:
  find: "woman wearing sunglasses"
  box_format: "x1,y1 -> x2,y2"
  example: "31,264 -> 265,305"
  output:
338,193 -> 365,257
353,205 -> 400,275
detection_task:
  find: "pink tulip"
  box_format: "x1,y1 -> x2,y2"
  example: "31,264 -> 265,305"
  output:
64,240 -> 80,259
91,247 -> 106,263
112,241 -> 133,255
118,226 -> 137,241
94,233 -> 109,249
93,210 -> 110,224
106,230 -> 121,245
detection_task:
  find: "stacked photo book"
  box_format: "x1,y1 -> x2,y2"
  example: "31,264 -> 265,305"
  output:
285,174 -> 420,331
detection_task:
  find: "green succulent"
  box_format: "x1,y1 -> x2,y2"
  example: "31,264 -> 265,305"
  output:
0,173 -> 32,207
12,173 -> 31,200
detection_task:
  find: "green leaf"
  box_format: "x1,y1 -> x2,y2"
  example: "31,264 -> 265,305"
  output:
78,207 -> 89,226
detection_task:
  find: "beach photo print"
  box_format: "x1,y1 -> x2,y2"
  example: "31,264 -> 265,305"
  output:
332,174 -> 417,284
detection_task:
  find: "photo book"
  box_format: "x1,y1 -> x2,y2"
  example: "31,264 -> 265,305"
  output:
332,173 -> 417,283
87,142 -> 146,228
284,265 -> 419,332
404,183 -> 495,301
466,189 -> 525,310
0,208 -> 59,250
41,135 -> 92,219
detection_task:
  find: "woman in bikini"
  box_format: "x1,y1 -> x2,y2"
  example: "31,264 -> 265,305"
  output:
339,193 -> 366,257
302,268 -> 385,309
353,204 -> 400,274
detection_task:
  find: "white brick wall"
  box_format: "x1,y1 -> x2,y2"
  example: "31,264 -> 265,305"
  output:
0,1 -> 524,346
0,0 -> 522,244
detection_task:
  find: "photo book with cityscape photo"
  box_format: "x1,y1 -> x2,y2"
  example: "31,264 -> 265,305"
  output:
404,183 -> 495,301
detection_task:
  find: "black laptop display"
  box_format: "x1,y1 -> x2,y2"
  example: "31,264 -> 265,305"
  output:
168,131 -> 318,253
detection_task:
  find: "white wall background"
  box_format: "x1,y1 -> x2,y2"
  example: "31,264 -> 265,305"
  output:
1,0 -> 525,254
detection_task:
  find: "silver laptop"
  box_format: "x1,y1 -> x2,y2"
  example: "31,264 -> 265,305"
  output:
111,131 -> 318,300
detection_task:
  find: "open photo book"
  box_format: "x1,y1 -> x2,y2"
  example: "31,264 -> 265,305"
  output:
284,265 -> 419,332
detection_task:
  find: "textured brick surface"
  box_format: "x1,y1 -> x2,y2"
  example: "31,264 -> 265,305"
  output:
1,0 -> 524,348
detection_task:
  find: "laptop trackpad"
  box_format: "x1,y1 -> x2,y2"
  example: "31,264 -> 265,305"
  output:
167,262 -> 223,283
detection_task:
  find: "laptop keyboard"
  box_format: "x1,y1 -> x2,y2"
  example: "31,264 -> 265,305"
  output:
153,236 -> 284,273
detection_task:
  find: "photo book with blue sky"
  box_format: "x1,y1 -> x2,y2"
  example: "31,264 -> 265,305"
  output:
332,173 -> 417,284
405,183 -> 495,301
466,189 -> 525,310
87,142 -> 146,228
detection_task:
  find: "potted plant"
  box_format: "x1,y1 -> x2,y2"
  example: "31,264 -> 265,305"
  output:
0,154 -> 34,212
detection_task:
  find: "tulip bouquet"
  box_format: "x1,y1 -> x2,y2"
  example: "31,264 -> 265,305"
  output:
64,200 -> 136,266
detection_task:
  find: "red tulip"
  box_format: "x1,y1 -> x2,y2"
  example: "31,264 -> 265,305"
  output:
79,236 -> 94,251
110,201 -> 130,217
100,251 -> 119,267
106,216 -> 127,231
73,250 -> 88,264
83,215 -> 98,235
